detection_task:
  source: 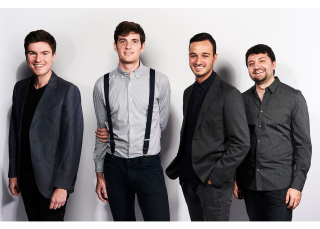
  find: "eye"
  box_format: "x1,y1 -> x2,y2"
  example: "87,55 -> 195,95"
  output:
120,40 -> 125,43
133,40 -> 138,43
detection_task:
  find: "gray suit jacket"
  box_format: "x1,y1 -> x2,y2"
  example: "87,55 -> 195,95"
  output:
166,75 -> 250,188
8,72 -> 84,199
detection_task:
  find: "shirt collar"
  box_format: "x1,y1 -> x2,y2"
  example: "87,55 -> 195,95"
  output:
196,71 -> 216,89
117,60 -> 145,79
251,76 -> 281,94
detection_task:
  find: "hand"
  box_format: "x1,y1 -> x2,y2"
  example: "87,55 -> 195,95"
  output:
96,172 -> 109,203
9,177 -> 21,196
233,181 -> 243,199
96,128 -> 109,143
50,188 -> 67,210
286,188 -> 302,210
207,179 -> 212,184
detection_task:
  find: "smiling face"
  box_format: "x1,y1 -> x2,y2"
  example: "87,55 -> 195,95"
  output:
247,53 -> 276,84
26,42 -> 56,78
189,40 -> 217,81
114,32 -> 145,66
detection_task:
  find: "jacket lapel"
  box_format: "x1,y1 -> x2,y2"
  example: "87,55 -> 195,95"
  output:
30,71 -> 58,128
181,82 -> 196,135
194,74 -> 221,135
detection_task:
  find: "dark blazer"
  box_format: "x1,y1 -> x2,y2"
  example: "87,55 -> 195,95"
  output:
8,71 -> 84,199
166,75 -> 250,188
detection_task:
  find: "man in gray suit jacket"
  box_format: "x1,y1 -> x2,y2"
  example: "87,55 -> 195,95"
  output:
8,30 -> 83,221
166,33 -> 250,221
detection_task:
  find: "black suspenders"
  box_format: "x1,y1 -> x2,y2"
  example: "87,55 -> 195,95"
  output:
104,69 -> 156,158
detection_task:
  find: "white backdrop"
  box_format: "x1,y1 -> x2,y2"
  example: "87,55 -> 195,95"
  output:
0,8 -> 319,221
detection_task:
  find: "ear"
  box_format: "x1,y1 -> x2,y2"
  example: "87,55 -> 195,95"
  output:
212,53 -> 218,64
140,42 -> 145,54
113,42 -> 118,53
273,61 -> 276,70
52,52 -> 56,62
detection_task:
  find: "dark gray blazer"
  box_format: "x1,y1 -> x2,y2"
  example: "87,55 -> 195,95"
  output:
8,72 -> 84,199
166,75 -> 250,188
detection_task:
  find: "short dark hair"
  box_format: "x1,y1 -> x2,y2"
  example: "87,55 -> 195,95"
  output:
245,44 -> 276,67
189,33 -> 216,55
114,21 -> 145,45
24,30 -> 56,55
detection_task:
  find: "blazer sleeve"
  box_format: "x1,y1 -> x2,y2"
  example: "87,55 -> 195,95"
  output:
209,89 -> 250,188
8,83 -> 18,178
54,85 -> 84,190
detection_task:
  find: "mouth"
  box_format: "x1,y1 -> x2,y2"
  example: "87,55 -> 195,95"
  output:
254,70 -> 265,76
194,66 -> 204,70
34,64 -> 45,67
124,52 -> 134,55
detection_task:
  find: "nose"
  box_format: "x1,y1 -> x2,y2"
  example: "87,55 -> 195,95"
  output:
195,56 -> 202,65
35,54 -> 41,62
125,42 -> 132,49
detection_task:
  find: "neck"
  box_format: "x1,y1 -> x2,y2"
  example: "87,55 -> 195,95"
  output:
119,59 -> 140,77
33,70 -> 52,89
196,69 -> 213,84
255,75 -> 275,101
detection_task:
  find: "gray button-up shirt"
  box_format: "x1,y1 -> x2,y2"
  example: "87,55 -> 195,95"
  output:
238,77 -> 312,191
93,62 -> 171,172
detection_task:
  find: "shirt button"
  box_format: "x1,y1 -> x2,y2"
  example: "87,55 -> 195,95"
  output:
124,73 -> 126,75
130,99 -> 132,101
122,76 -> 123,78
258,140 -> 260,142
129,84 -> 131,86
259,125 -> 261,128
131,129 -> 133,131
260,110 -> 263,113
257,169 -> 259,171
130,114 -> 132,116
131,144 -> 133,146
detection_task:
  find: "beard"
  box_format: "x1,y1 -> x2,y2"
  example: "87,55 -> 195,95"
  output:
251,68 -> 268,84
193,66 -> 213,78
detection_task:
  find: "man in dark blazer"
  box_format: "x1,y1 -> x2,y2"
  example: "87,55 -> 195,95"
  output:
166,33 -> 250,221
8,30 -> 83,221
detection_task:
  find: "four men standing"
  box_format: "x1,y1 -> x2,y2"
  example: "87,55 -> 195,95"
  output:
7,24 -> 312,221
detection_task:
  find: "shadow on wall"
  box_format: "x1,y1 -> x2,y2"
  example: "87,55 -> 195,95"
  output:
1,62 -> 31,220
160,110 -> 180,221
215,60 -> 237,87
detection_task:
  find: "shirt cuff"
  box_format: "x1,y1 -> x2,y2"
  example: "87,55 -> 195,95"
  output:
95,161 -> 104,173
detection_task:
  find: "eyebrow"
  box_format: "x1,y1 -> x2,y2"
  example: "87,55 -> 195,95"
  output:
248,57 -> 266,63
189,52 -> 211,55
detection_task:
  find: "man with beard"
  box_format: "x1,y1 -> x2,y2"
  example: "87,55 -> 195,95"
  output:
233,44 -> 312,221
166,33 -> 250,221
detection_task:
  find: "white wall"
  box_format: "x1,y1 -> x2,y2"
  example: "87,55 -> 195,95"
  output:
0,8 -> 319,221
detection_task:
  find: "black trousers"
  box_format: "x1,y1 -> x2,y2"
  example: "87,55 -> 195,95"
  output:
103,153 -> 170,221
181,181 -> 233,221
19,174 -> 68,221
242,186 -> 292,221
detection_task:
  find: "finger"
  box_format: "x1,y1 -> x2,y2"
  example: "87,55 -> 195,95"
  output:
292,198 -> 300,210
287,197 -> 295,209
53,203 -> 58,210
233,189 -> 238,199
238,190 -> 244,199
285,191 -> 290,204
49,200 -> 55,209
96,188 -> 108,203
99,139 -> 108,142
62,201 -> 66,207
56,203 -> 62,209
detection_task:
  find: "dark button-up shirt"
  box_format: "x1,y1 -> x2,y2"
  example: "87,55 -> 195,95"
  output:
238,77 -> 311,192
179,71 -> 215,191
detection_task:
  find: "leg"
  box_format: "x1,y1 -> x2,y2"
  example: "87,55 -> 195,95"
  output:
265,186 -> 292,221
241,186 -> 267,221
197,182 -> 233,221
181,182 -> 204,221
19,175 -> 41,221
104,157 -> 136,221
133,154 -> 170,221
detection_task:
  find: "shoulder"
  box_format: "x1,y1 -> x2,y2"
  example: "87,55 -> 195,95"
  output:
14,76 -> 31,89
56,76 -> 79,92
217,76 -> 241,97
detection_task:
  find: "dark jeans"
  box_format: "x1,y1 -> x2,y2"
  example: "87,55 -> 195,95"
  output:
103,153 -> 170,221
181,181 -> 233,221
242,186 -> 292,221
19,174 -> 68,221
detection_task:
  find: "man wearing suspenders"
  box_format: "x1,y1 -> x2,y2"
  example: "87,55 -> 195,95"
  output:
93,21 -> 171,221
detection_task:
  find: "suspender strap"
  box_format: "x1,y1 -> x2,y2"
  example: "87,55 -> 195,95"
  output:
104,73 -> 115,156
143,68 -> 156,157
